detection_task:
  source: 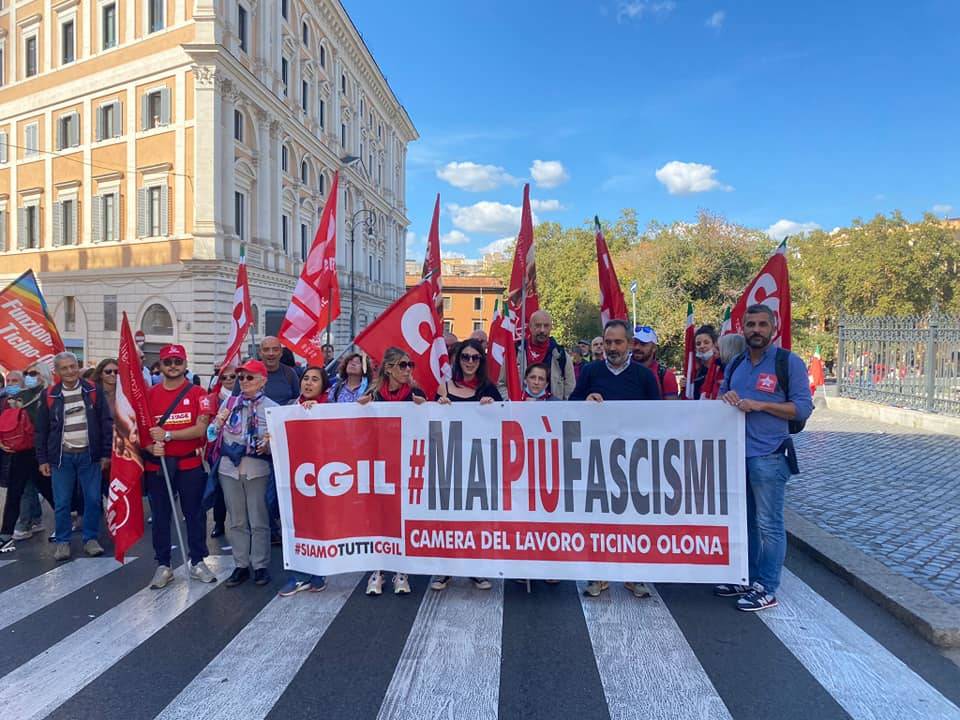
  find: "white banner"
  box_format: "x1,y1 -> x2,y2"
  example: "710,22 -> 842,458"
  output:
266,401 -> 748,584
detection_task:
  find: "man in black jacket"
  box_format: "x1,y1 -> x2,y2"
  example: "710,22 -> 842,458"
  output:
36,352 -> 113,561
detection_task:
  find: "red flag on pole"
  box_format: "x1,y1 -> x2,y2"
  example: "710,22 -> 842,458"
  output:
279,171 -> 341,365
507,184 -> 538,336
220,244 -> 253,368
728,239 -> 792,349
487,300 -> 522,401
595,216 -> 629,325
421,193 -> 443,317
354,281 -> 452,399
0,269 -> 64,371
683,302 -> 696,400
106,313 -> 151,562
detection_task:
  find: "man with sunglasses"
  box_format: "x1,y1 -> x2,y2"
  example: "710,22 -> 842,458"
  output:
143,344 -> 215,589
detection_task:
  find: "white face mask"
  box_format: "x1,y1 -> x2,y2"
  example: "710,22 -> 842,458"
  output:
696,351 -> 714,362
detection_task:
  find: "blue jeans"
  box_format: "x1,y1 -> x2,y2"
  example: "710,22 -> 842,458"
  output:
746,452 -> 790,595
52,450 -> 101,543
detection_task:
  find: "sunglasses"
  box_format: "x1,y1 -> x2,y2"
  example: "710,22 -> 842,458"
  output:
220,373 -> 237,381
25,370 -> 40,377
101,368 -> 118,375
390,361 -> 415,370
460,353 -> 482,363
239,373 -> 261,382
161,358 -> 185,367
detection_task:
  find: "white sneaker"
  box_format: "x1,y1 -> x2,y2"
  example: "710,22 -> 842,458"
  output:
624,581 -> 652,598
393,573 -> 411,594
471,577 -> 492,590
150,565 -> 174,589
430,575 -> 451,591
366,570 -> 384,596
11,529 -> 33,541
190,560 -> 216,583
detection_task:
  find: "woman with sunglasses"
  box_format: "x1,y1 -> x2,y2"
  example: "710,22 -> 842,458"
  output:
92,359 -> 119,500
329,353 -> 371,403
278,366 -> 332,597
204,364 -> 237,539
357,347 -> 424,595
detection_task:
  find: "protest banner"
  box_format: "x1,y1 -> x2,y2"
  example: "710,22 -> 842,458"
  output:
266,401 -> 748,584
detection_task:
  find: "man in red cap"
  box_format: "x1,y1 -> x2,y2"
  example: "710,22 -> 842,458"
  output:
143,344 -> 215,589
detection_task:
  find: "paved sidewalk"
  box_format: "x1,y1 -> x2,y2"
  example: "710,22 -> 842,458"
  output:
788,406 -> 960,608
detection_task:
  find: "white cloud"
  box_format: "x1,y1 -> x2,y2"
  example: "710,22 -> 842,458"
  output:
706,10 -> 725,28
655,160 -> 733,195
479,236 -> 516,257
766,219 -> 821,241
405,230 -> 418,249
449,201 -> 525,234
436,161 -> 517,192
932,203 -> 954,215
530,160 -> 570,188
531,199 -> 564,212
440,230 -> 471,245
441,250 -> 467,259
617,1 -> 676,22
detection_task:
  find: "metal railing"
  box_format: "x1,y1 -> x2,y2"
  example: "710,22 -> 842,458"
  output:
837,308 -> 960,416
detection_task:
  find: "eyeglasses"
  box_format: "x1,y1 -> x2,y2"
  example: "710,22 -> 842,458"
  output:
101,369 -> 118,376
460,353 -> 482,363
25,370 -> 40,377
390,361 -> 415,370
220,373 -> 237,381
239,374 -> 261,382
161,358 -> 184,367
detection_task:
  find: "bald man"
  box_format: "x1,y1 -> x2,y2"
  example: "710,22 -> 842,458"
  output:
499,309 -> 575,400
259,336 -> 300,405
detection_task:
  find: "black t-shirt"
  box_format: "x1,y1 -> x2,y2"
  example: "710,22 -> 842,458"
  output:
445,381 -> 502,403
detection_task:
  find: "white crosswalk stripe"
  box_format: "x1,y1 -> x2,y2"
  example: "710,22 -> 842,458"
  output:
578,582 -> 733,720
0,556 -> 232,720
759,569 -> 960,720
377,579 -> 504,720
0,557 -> 133,632
155,573 -> 362,720
0,558 -> 17,569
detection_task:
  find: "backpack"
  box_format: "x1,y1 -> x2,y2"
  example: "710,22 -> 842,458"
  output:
0,407 -> 35,453
726,347 -> 806,434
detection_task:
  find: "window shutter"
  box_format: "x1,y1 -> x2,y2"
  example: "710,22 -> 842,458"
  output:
160,185 -> 169,236
0,212 -> 6,251
141,93 -> 149,131
91,196 -> 102,243
0,133 -> 7,163
17,208 -> 26,249
136,188 -> 147,237
114,193 -> 122,241
56,120 -> 64,150
113,101 -> 122,137
26,125 -> 37,154
52,202 -> 63,246
96,108 -> 103,141
160,87 -> 171,126
71,199 -> 78,244
70,113 -> 80,147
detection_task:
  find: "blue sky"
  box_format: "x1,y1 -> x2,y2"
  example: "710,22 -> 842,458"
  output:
343,0 -> 960,261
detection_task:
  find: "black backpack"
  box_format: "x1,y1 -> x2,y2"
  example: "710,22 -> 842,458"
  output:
726,347 -> 806,434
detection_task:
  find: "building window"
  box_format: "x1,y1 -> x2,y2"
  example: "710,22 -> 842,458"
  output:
281,214 -> 289,252
281,145 -> 288,172
300,223 -> 308,261
318,173 -> 325,195
443,320 -> 453,334
102,3 -> 117,49
378,123 -> 382,139
54,198 -> 77,246
0,209 -> 6,251
300,160 -> 309,184
97,101 -> 121,140
360,98 -> 364,118
233,109 -> 243,141
142,88 -> 170,130
25,35 -> 38,77
0,132 -> 8,164
340,123 -> 346,148
319,44 -> 325,67
318,98 -> 325,129
234,191 -> 245,240
0,46 -> 5,87
281,57 -> 289,96
368,254 -> 373,280
301,80 -> 308,112
474,296 -> 483,311
238,5 -> 248,53
148,0 -> 165,34
377,258 -> 382,283
137,185 -> 168,237
93,192 -> 118,243
341,73 -> 347,94
103,295 -> 117,331
281,0 -> 288,20
61,19 -> 75,64
442,296 -> 452,311
302,21 -> 309,46
17,205 -> 39,249
64,297 -> 76,332
24,123 -> 39,158
57,113 -> 80,150
142,303 -> 173,336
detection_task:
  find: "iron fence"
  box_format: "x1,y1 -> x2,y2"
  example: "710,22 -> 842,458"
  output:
837,309 -> 960,416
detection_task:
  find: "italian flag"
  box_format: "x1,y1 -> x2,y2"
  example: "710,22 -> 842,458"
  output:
720,305 -> 732,335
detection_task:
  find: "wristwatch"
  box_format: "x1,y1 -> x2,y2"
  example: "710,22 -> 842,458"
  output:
163,431 -> 173,442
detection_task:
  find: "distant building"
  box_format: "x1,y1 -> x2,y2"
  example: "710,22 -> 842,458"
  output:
405,274 -> 504,339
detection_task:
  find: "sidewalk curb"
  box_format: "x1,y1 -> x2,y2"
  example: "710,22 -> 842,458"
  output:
785,508 -> 960,648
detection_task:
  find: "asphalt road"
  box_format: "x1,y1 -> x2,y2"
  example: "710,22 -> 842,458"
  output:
0,522 -> 958,720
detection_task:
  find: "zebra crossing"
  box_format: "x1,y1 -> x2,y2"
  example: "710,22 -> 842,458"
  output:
0,550 -> 958,720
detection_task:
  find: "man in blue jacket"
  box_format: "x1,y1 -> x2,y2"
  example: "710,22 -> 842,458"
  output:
35,352 -> 113,561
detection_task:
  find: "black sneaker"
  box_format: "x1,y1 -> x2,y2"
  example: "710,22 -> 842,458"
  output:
737,586 -> 778,612
714,583 -> 751,597
210,524 -> 225,539
0,538 -> 16,553
270,532 -> 282,546
254,568 -> 271,586
225,566 -> 250,588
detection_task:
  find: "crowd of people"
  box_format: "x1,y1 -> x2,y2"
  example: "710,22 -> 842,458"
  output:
0,302 -> 813,613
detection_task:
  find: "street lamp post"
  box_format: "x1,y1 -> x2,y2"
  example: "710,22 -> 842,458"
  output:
346,207 -> 377,344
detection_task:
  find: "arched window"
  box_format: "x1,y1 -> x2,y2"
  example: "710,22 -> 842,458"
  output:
302,21 -> 309,46
142,304 -> 174,336
319,44 -> 325,67
281,145 -> 289,172
319,173 -> 325,195
301,160 -> 309,184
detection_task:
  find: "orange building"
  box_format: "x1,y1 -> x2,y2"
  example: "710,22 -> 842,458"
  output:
405,274 -> 504,340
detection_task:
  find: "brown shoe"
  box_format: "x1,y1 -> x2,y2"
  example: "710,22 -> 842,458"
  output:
83,539 -> 104,557
54,543 -> 71,561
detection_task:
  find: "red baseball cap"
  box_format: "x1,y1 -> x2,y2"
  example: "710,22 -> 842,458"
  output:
159,344 -> 187,361
237,359 -> 268,377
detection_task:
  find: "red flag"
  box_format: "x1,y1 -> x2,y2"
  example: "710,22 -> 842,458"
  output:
507,184 -> 538,336
683,302 -> 696,400
421,194 -> 443,317
728,239 -> 792,349
279,171 -> 341,364
595,216 -> 628,325
221,245 -> 253,368
0,269 -> 64,371
487,301 -> 522,401
354,281 -> 451,399
106,313 -> 151,562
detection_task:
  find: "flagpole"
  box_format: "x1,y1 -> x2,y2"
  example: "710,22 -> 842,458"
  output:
519,274 -> 528,378
159,457 -> 191,581
325,286 -> 332,348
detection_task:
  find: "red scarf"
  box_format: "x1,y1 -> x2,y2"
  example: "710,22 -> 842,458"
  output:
700,357 -> 723,400
457,376 -> 480,390
379,383 -> 413,402
521,389 -> 551,401
298,393 -> 328,405
526,338 -> 550,365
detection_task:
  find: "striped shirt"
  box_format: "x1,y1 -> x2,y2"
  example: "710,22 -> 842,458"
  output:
61,384 -> 89,450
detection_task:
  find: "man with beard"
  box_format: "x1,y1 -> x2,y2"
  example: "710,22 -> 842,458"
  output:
630,326 -> 679,400
717,304 -> 813,612
501,310 -> 575,400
